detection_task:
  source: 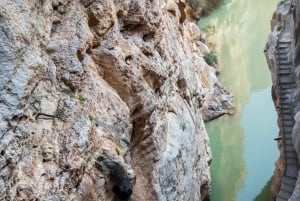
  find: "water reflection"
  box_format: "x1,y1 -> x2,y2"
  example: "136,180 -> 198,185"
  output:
198,0 -> 279,200
206,116 -> 246,201
238,87 -> 278,200
254,177 -> 273,201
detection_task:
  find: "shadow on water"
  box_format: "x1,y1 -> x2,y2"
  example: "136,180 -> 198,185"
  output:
254,177 -> 273,201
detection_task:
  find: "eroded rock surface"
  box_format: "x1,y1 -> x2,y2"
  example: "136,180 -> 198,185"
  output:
0,0 -> 233,200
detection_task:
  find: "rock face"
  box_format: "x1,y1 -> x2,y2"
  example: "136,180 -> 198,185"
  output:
186,0 -> 222,19
0,0 -> 233,200
266,0 -> 300,200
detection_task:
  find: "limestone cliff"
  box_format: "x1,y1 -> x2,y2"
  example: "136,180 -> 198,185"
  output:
266,0 -> 300,200
0,0 -> 233,200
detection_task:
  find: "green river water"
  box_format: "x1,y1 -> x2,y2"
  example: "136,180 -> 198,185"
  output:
198,0 -> 279,200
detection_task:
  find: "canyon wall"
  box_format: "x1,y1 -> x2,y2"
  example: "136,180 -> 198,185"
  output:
0,0 -> 233,200
266,0 -> 300,200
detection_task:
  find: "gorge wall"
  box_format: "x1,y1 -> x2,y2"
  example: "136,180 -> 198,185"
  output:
0,0 -> 233,200
266,0 -> 300,200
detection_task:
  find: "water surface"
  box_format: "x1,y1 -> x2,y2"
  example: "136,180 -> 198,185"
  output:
198,0 -> 279,200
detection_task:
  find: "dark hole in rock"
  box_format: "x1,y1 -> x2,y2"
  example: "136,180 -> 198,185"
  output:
77,50 -> 84,62
167,9 -> 176,16
65,164 -> 71,169
97,157 -> 134,200
117,10 -> 126,18
113,185 -> 132,200
125,55 -> 133,64
178,1 -> 186,24
131,103 -> 143,116
88,12 -> 99,27
86,47 -> 92,54
141,48 -> 153,57
143,32 -> 155,42
200,183 -> 210,201
52,20 -> 61,25
52,2 -> 62,10
177,78 -> 187,89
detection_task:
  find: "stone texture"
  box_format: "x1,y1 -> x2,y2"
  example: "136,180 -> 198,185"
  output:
0,0 -> 233,200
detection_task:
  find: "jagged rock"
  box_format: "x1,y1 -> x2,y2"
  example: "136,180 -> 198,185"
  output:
0,0 -> 233,200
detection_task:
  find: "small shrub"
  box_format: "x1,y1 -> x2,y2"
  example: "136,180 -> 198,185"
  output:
78,94 -> 86,104
280,0 -> 286,4
88,114 -> 94,122
58,5 -> 70,15
95,119 -> 100,127
180,123 -> 187,131
69,93 -> 87,105
115,148 -> 121,155
51,110 -> 60,125
187,0 -> 202,9
53,110 -> 59,118
204,52 -> 218,66
187,0 -> 222,14
88,114 -> 101,127
69,93 -> 76,98
277,25 -> 283,32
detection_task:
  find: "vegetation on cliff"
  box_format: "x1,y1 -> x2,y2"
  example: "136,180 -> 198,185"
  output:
187,0 -> 222,16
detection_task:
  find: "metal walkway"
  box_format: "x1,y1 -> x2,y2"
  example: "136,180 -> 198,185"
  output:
276,40 -> 299,201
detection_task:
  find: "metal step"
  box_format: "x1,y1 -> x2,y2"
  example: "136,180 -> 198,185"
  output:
278,189 -> 292,200
281,88 -> 294,93
283,120 -> 294,126
276,195 -> 287,201
279,40 -> 292,43
286,164 -> 299,177
284,135 -> 293,141
280,96 -> 290,101
281,104 -> 292,110
284,126 -> 294,133
278,40 -> 290,46
280,84 -> 296,89
279,69 -> 293,75
278,50 -> 289,55
279,61 -> 292,65
286,145 -> 296,151
278,46 -> 290,50
280,99 -> 291,105
281,183 -> 294,194
282,110 -> 291,114
286,157 -> 298,165
285,151 -> 297,158
284,137 -> 294,145
283,115 -> 293,121
282,175 -> 297,184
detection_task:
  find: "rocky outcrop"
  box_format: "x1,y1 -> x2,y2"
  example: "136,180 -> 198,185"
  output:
265,0 -> 300,200
0,0 -> 233,200
186,0 -> 222,19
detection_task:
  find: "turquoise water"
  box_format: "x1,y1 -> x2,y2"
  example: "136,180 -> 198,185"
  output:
198,0 -> 279,200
